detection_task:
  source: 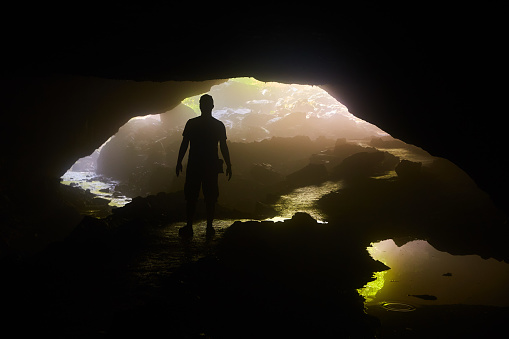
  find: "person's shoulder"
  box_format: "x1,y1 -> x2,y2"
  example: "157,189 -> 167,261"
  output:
183,116 -> 200,134
211,117 -> 226,127
185,116 -> 201,126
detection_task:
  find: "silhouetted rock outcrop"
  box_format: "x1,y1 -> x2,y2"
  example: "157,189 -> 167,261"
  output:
319,158 -> 509,261
286,163 -> 328,187
333,138 -> 377,161
331,150 -> 399,181
370,137 -> 431,157
395,159 -> 422,180
249,163 -> 284,185
172,213 -> 387,338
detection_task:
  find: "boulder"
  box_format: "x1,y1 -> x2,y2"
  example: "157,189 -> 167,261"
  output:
286,163 -> 328,187
333,139 -> 377,162
370,137 -> 432,157
66,215 -> 111,245
395,159 -> 422,180
249,163 -> 284,185
331,150 -> 399,180
309,152 -> 341,169
370,137 -> 408,148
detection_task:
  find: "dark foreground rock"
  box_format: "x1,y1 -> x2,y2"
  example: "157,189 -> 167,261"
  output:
319,158 -> 509,261
171,213 -> 387,338
395,159 -> 423,180
1,211 -> 388,338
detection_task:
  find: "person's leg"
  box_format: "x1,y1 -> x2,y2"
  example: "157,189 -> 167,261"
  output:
203,172 -> 219,233
179,198 -> 195,237
205,201 -> 215,228
181,170 -> 200,237
186,199 -> 197,228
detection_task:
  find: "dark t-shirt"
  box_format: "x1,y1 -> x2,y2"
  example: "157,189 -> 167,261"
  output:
183,116 -> 227,168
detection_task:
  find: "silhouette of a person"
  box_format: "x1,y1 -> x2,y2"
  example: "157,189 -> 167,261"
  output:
176,94 -> 232,237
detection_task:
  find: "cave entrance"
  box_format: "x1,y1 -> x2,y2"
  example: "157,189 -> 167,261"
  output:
59,77 -> 509,322
61,77 -> 433,216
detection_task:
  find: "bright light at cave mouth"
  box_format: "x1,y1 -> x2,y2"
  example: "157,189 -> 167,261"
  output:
61,77 -> 393,211
181,77 -> 388,141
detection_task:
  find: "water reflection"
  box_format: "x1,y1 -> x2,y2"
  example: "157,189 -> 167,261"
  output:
61,171 -> 132,207
272,180 -> 342,221
358,239 -> 509,307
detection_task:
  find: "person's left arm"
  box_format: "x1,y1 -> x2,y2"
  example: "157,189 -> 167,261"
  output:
176,136 -> 189,177
220,138 -> 232,181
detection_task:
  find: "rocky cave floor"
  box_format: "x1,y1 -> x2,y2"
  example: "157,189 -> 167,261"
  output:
3,210 -> 384,338
3,160 -> 509,338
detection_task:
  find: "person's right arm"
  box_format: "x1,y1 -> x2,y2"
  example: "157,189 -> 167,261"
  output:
220,138 -> 232,181
176,136 -> 189,177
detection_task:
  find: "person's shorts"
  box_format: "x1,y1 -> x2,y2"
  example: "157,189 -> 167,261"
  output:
184,166 -> 219,203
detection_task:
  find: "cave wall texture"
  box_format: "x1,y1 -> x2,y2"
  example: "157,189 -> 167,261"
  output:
1,3 -> 507,218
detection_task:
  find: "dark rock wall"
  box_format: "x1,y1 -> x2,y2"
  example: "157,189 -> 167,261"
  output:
0,76 -> 222,206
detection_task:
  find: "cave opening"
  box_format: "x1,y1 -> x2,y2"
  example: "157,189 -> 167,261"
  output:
1,73 -> 505,338
59,77 -> 509,317
3,3 -> 508,336
61,76 -> 432,216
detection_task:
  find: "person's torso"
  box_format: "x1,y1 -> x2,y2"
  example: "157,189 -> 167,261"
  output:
185,116 -> 225,166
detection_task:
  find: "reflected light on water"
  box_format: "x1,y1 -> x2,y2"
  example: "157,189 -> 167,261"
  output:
61,171 -> 132,208
358,239 -> 509,307
264,216 -> 291,223
272,181 -> 342,222
357,271 -> 388,303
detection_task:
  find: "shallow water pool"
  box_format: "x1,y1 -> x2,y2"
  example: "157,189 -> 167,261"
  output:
61,171 -> 132,207
358,239 -> 509,308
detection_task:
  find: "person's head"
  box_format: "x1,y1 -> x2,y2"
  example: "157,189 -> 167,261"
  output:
199,94 -> 214,116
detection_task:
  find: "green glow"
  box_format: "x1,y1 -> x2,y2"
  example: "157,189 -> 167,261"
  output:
61,171 -> 131,208
229,77 -> 265,87
181,77 -> 266,114
272,181 -> 342,222
358,242 -> 389,303
181,95 -> 202,114
357,270 -> 388,303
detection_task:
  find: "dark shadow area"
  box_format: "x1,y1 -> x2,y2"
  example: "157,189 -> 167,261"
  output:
0,211 -> 386,338
318,156 -> 508,261
172,213 -> 387,338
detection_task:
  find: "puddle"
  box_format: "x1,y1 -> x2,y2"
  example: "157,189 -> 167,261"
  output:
61,171 -> 132,207
272,180 -> 342,222
358,239 -> 509,308
381,302 -> 416,312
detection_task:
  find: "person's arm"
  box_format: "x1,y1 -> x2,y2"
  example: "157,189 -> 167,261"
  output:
220,138 -> 232,181
176,136 -> 189,177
